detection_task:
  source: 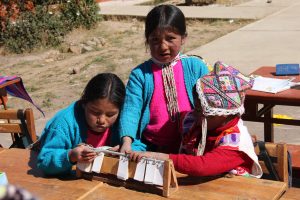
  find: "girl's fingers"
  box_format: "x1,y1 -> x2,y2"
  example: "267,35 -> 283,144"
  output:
133,152 -> 140,162
82,146 -> 94,153
84,152 -> 96,157
129,152 -> 137,161
137,153 -> 144,162
131,152 -> 145,162
82,154 -> 96,161
109,145 -> 120,152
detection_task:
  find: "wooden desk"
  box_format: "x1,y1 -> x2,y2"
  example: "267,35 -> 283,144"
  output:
0,77 -> 21,109
243,66 -> 300,142
0,148 -> 101,200
0,148 -> 288,200
280,187 -> 300,199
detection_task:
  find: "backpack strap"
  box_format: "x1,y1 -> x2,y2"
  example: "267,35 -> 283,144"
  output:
19,110 -> 34,148
9,110 -> 33,149
256,141 -> 280,181
287,151 -> 293,187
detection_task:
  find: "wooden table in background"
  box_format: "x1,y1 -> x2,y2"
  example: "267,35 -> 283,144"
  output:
243,66 -> 300,142
0,148 -> 289,200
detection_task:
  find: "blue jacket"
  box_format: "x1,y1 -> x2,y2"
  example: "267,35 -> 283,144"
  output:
37,101 -> 118,175
118,55 -> 209,151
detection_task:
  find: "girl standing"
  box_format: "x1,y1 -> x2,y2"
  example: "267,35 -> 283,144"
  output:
37,73 -> 125,175
119,5 -> 209,153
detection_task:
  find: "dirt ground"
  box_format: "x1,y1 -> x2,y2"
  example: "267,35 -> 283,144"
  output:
0,2 -> 252,135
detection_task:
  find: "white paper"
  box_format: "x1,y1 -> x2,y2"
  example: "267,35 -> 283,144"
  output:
251,76 -> 292,93
77,162 -> 93,173
91,152 -> 104,173
153,161 -> 164,186
144,160 -> 156,184
91,146 -> 111,153
117,155 -> 129,180
133,158 -> 147,182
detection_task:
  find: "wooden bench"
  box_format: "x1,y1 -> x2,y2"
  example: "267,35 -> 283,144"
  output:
0,108 -> 37,147
254,142 -> 289,184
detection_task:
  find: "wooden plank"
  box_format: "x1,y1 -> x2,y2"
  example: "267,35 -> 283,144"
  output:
280,188 -> 300,200
255,143 -> 279,157
0,124 -> 22,133
25,108 -> 37,142
0,109 -> 21,120
278,143 -> 288,184
81,175 -> 287,200
162,159 -> 171,197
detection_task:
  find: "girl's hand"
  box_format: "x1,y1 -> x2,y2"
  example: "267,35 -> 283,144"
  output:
120,136 -> 132,153
69,145 -> 96,163
129,151 -> 169,162
109,145 -> 120,152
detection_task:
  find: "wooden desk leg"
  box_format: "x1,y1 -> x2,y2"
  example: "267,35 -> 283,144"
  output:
264,104 -> 274,142
242,99 -> 258,121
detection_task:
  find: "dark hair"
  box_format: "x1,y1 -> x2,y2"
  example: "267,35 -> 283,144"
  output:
145,4 -> 187,43
80,73 -> 125,109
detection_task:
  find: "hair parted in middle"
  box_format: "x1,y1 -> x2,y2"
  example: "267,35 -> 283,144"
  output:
80,73 -> 125,109
145,4 -> 187,43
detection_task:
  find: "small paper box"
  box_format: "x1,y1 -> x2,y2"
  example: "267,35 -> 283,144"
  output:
276,64 -> 299,75
0,172 -> 8,185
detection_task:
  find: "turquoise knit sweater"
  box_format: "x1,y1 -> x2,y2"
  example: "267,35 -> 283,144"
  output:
37,101 -> 118,175
118,55 -> 209,151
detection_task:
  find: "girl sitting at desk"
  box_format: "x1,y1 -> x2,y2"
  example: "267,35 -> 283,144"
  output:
129,62 -> 263,178
37,73 -> 125,175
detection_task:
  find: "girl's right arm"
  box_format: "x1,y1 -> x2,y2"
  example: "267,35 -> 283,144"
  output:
118,68 -> 145,152
120,136 -> 133,153
37,127 -> 77,175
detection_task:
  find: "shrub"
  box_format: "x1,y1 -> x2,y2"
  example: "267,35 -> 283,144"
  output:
60,0 -> 100,30
184,0 -> 216,6
0,0 -> 101,53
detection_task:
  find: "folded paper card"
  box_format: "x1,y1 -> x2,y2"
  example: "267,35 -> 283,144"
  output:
153,161 -> 164,186
251,76 -> 299,94
77,162 -> 93,172
91,153 -> 105,173
144,160 -> 156,184
117,155 -> 129,180
134,158 -> 147,182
